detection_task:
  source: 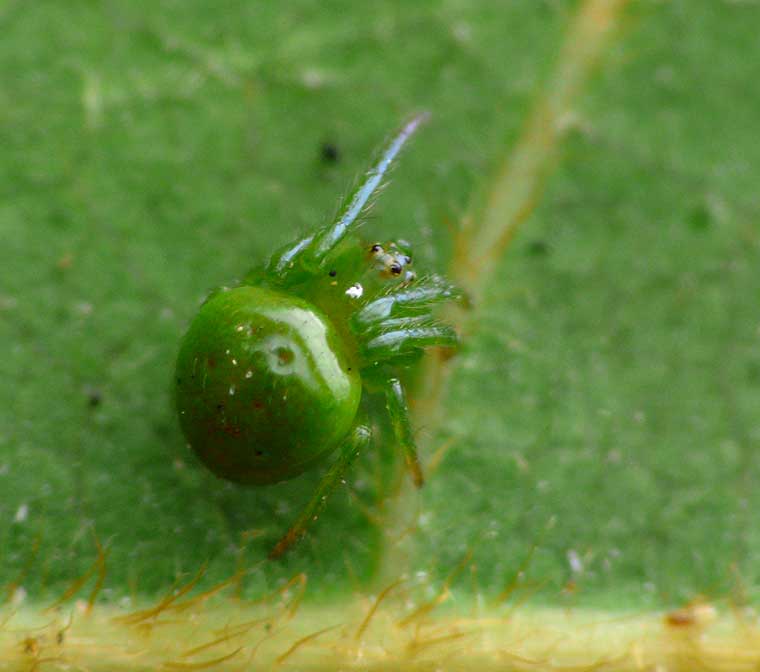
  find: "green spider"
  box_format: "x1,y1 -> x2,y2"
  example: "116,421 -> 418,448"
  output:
174,114 -> 459,558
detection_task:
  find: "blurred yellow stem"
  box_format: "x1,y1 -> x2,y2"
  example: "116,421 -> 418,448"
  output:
379,0 -> 631,585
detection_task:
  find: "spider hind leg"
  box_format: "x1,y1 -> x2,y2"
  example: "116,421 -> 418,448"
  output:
269,424 -> 372,559
384,377 -> 424,488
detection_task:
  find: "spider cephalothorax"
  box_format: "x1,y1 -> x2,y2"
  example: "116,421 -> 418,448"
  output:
175,114 -> 459,557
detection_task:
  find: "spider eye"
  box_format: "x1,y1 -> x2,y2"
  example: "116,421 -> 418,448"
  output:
404,255 -> 412,265
390,263 -> 402,275
328,269 -> 337,277
370,244 -> 383,254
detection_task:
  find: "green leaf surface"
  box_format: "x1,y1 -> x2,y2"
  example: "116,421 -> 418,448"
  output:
2,0 -> 759,612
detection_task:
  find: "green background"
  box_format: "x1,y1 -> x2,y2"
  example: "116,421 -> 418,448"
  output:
2,0 -> 759,609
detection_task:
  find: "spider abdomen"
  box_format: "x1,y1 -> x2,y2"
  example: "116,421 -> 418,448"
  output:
175,286 -> 361,485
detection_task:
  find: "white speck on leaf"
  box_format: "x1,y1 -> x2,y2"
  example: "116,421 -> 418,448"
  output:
567,549 -> 583,575
452,21 -> 472,44
11,586 -> 26,605
82,70 -> 102,129
301,68 -> 326,89
14,504 -> 28,523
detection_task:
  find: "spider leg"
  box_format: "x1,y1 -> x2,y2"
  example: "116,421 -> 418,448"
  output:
267,113 -> 429,286
361,321 -> 458,363
266,234 -> 314,277
353,275 -> 460,329
269,424 -> 371,559
384,377 -> 424,488
241,234 -> 315,288
304,113 -> 429,268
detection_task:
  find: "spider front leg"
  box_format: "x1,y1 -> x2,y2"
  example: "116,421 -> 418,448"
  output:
264,113 -> 429,287
269,424 -> 372,559
352,275 -> 460,329
362,321 -> 458,360
355,289 -> 460,363
384,377 -> 424,488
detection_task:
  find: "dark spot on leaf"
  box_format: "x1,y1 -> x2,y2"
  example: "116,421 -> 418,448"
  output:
85,387 -> 102,408
526,240 -> 550,257
329,269 -> 337,277
320,142 -> 340,164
